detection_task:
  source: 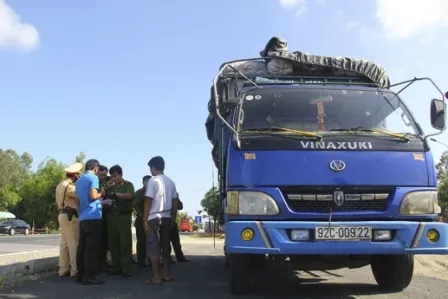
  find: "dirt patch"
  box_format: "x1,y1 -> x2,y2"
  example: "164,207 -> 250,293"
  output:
188,233 -> 225,239
414,255 -> 448,281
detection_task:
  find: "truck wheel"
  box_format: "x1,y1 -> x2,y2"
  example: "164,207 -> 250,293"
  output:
228,254 -> 251,294
371,254 -> 414,292
250,254 -> 267,270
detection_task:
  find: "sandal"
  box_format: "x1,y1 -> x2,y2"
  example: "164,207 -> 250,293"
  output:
145,278 -> 162,285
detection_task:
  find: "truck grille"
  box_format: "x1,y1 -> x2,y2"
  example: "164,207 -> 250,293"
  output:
281,187 -> 393,213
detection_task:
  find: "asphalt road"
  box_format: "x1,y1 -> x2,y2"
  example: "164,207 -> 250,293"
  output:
0,234 -> 60,254
0,239 -> 446,299
0,233 -> 190,255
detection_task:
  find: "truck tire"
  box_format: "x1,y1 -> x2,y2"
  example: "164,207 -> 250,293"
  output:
371,254 -> 414,292
228,254 -> 251,294
224,246 -> 229,267
250,254 -> 267,270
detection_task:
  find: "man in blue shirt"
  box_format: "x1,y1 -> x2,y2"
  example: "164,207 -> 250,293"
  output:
75,159 -> 105,285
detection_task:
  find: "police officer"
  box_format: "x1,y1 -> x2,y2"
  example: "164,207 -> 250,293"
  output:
170,194 -> 190,263
97,165 -> 111,271
133,175 -> 151,267
56,162 -> 83,277
106,165 -> 135,277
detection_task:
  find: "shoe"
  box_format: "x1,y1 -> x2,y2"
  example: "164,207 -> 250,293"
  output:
59,273 -> 70,277
81,278 -> 105,285
177,258 -> 190,263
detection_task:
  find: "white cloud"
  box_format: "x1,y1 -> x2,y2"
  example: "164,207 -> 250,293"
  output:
375,0 -> 448,40
0,0 -> 39,51
279,0 -> 307,16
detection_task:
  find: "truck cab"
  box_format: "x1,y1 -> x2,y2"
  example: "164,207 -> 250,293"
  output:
205,48 -> 448,294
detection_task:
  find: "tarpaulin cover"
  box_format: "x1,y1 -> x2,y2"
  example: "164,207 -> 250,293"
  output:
206,37 -> 391,168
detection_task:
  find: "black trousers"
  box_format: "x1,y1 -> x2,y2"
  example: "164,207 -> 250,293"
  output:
170,223 -> 184,260
77,219 -> 102,280
99,216 -> 109,267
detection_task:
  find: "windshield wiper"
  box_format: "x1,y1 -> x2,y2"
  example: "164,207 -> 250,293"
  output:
328,127 -> 410,142
239,126 -> 323,140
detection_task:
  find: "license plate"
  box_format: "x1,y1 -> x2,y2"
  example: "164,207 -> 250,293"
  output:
315,226 -> 372,241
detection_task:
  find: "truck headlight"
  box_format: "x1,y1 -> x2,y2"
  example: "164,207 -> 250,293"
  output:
225,191 -> 280,215
398,191 -> 441,215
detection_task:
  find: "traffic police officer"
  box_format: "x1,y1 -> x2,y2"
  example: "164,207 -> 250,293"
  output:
106,165 -> 135,277
133,175 -> 151,267
55,162 -> 83,277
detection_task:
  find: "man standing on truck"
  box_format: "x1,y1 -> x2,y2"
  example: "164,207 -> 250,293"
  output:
56,162 -> 82,278
107,165 -> 135,278
134,175 -> 151,267
143,156 -> 178,284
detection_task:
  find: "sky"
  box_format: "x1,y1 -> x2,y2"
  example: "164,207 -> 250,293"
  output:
0,0 -> 447,217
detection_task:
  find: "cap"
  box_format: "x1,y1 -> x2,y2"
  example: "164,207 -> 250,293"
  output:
64,162 -> 83,174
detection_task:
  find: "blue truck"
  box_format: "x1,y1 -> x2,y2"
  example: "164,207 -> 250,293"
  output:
205,37 -> 448,294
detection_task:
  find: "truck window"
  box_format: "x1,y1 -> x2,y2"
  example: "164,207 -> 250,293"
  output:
238,88 -> 420,135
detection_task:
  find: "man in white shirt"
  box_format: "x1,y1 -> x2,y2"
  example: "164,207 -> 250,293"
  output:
143,156 -> 178,284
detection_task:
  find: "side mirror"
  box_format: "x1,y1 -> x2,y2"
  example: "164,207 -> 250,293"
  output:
430,99 -> 445,130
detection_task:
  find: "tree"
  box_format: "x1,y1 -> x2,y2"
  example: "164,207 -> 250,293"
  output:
435,151 -> 448,181
75,151 -> 86,163
201,186 -> 220,221
437,151 -> 448,209
438,176 -> 448,208
0,149 -> 33,210
20,158 -> 66,228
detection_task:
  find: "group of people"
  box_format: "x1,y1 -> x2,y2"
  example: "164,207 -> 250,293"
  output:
55,156 -> 189,285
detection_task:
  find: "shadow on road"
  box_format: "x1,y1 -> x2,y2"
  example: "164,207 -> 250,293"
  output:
0,255 -> 388,299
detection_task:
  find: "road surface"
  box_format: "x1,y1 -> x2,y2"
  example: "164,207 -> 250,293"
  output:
0,233 -> 191,255
0,238 -> 446,299
0,234 -> 60,254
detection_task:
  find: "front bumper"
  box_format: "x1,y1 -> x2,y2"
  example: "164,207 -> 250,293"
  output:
226,221 -> 448,255
0,228 -> 10,234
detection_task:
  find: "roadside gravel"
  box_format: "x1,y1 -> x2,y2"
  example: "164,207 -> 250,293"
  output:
414,255 -> 448,281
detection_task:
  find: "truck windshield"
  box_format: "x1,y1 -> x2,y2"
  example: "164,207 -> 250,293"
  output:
238,87 -> 420,135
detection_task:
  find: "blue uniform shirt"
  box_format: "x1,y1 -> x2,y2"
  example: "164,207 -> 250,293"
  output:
76,171 -> 102,221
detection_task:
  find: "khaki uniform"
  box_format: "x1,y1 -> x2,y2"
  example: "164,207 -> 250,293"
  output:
107,180 -> 135,274
133,188 -> 146,266
55,179 -> 79,277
